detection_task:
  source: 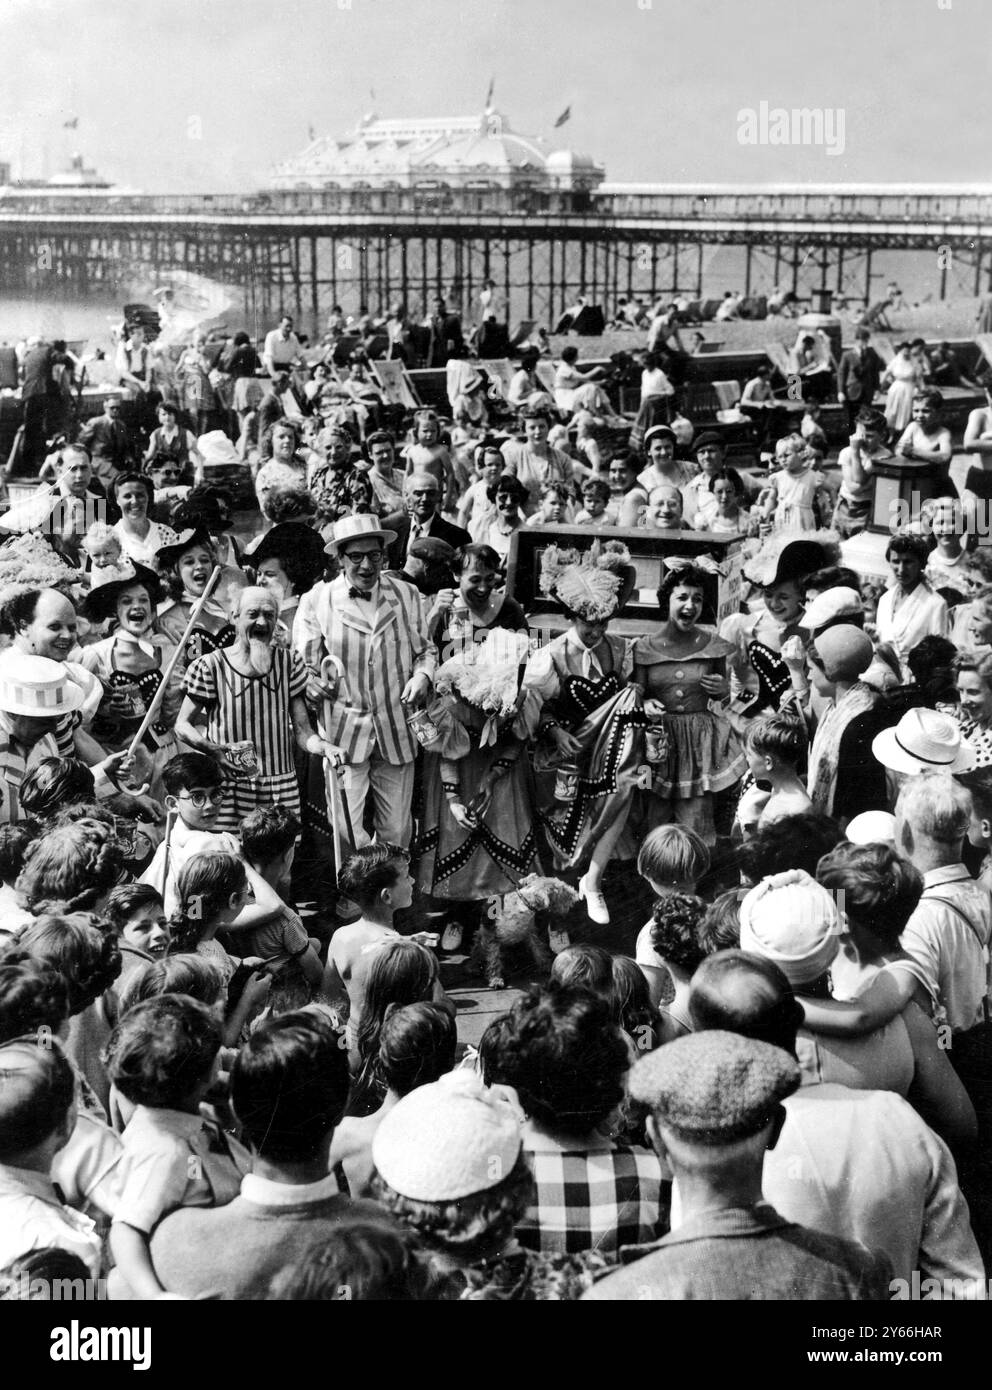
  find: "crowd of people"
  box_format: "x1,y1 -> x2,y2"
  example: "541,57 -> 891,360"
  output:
2,301 -> 992,1303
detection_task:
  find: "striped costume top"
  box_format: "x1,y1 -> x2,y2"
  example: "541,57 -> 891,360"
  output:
183,645 -> 307,784
294,574 -> 435,766
0,716 -> 59,825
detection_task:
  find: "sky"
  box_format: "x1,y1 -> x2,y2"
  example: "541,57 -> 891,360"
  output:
1,0 -> 988,192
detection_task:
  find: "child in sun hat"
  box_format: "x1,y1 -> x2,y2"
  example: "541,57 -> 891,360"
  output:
370,1068 -> 608,1300
738,868 -> 841,990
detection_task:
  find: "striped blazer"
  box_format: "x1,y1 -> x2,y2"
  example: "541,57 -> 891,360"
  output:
294,574 -> 435,765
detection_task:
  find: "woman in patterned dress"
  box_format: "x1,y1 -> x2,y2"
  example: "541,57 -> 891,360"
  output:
175,586 -> 342,832
519,544 -> 642,926
955,651 -> 992,769
80,566 -> 180,798
634,564 -> 747,841
720,536 -> 836,738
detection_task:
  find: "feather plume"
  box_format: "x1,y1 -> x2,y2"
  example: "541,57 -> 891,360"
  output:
435,629 -> 532,719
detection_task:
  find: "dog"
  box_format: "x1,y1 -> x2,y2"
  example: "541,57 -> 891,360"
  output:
470,874 -> 579,989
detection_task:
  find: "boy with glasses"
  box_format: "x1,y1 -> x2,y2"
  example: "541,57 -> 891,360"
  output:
139,752 -> 285,931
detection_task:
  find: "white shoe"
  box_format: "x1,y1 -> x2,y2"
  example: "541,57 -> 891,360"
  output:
549,927 -> 572,955
441,922 -> 463,952
578,874 -> 610,926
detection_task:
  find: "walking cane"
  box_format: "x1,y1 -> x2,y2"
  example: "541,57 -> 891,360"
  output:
317,654 -> 353,883
161,808 -> 175,900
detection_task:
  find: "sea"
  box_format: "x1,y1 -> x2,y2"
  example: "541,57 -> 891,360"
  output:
0,245 -> 971,351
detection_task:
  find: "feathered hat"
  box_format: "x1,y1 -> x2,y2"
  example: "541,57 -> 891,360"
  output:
540,540 -> 637,621
435,629 -> 533,742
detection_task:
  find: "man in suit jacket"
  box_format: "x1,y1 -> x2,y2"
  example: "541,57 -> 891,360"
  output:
385,472 -> 471,569
78,394 -> 135,488
425,297 -> 464,368
837,328 -> 884,432
293,513 -> 435,849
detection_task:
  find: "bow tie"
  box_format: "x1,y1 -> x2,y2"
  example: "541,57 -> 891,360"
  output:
348,587 -> 374,600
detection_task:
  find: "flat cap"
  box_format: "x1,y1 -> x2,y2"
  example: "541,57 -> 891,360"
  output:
408,536 -> 456,563
629,1030 -> 799,1144
692,431 -> 724,452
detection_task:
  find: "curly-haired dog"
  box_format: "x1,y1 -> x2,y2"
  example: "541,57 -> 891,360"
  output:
471,874 -> 579,989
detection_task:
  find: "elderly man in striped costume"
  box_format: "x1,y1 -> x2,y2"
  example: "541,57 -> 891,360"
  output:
177,586 -> 342,834
294,514 -> 435,848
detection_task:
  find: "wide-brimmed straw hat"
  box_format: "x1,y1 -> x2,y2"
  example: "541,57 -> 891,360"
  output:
323,513 -> 397,556
872,707 -> 977,776
0,651 -> 84,717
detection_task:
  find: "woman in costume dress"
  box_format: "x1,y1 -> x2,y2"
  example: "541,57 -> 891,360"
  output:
80,566 -> 179,798
155,528 -> 246,681
634,564 -> 747,842
519,543 -> 643,927
415,627 -> 539,942
719,536 -> 834,738
414,544 -> 532,952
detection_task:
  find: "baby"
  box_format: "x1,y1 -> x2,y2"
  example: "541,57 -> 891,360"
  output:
81,522 -> 135,589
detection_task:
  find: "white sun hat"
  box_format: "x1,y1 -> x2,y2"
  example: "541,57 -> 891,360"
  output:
0,651 -> 84,717
871,707 -> 976,776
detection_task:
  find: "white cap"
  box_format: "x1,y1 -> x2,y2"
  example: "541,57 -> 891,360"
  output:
845,811 -> 897,845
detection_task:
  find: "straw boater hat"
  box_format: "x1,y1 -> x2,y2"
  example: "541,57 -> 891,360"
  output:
0,652 -> 84,718
872,707 -> 977,776
323,513 -> 397,556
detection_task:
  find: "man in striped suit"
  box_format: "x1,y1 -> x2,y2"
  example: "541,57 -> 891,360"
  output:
295,515 -> 435,848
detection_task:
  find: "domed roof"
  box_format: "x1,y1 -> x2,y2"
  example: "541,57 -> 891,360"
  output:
547,148 -> 598,171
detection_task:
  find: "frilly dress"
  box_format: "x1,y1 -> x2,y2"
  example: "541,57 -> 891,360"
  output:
633,628 -> 746,800
415,693 -> 538,901
519,632 -> 646,871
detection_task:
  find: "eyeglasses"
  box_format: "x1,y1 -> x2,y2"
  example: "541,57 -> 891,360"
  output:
179,788 -> 225,808
342,550 -> 384,566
